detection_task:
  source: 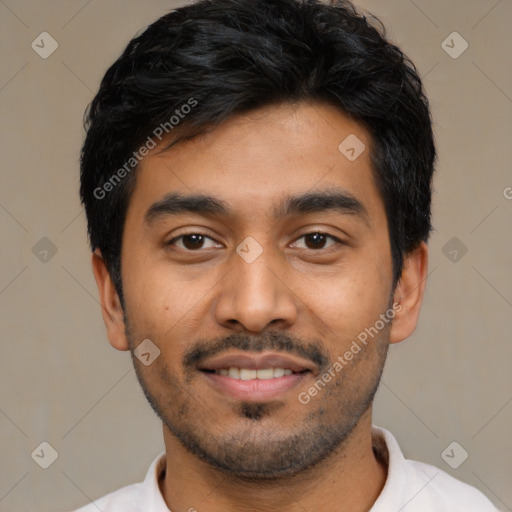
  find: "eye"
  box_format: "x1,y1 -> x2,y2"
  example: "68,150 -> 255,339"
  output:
166,231 -> 343,252
291,232 -> 342,250
167,232 -> 220,251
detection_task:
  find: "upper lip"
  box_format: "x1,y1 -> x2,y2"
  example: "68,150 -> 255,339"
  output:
198,351 -> 318,375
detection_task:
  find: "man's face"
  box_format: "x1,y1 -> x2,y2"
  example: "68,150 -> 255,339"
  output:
120,101 -> 394,478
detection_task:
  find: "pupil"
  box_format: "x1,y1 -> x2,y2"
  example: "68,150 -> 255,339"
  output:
184,234 -> 203,249
306,233 -> 325,249
181,234 -> 326,250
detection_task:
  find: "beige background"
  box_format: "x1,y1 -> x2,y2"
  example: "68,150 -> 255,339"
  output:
0,1 -> 511,511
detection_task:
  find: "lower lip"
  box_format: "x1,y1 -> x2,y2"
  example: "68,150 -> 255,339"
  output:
201,371 -> 309,401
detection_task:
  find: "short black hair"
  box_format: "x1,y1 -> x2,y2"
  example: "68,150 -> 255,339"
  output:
80,0 -> 436,304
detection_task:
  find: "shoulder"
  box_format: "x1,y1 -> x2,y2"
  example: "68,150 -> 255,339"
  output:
70,482 -> 143,512
68,450 -> 167,512
371,426 -> 499,512
404,458 -> 499,511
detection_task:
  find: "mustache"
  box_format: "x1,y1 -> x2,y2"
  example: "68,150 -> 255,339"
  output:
183,331 -> 329,372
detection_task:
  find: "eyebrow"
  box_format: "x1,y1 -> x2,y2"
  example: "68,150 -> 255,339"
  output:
144,188 -> 369,226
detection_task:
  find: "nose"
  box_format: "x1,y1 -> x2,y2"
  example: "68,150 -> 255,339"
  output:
214,242 -> 298,333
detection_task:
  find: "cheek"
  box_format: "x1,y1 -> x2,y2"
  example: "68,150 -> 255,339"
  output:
309,259 -> 391,345
123,252 -> 175,312
123,261 -> 215,357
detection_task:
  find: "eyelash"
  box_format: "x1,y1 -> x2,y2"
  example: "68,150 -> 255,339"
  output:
166,231 -> 344,252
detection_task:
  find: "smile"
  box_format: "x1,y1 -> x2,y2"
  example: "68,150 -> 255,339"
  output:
197,350 -> 316,400
204,367 -> 299,380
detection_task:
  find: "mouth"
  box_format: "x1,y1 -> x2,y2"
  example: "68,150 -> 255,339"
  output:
198,351 -> 316,401
202,367 -> 304,379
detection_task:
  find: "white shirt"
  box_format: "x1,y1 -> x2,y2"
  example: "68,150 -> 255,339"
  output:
72,426 -> 498,511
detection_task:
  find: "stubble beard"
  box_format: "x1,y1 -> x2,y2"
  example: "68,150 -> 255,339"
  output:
125,318 -> 390,480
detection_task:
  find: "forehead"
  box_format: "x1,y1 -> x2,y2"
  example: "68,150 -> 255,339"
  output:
125,101 -> 384,228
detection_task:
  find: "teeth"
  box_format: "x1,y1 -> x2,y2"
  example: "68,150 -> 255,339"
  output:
228,367 -> 240,379
273,368 -> 285,378
240,369 -> 257,380
256,368 -> 274,379
215,367 -> 295,380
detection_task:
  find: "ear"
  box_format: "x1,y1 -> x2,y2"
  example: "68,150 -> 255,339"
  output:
91,249 -> 130,351
389,241 -> 428,344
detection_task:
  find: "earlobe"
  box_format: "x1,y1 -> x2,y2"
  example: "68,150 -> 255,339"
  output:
91,250 -> 130,351
389,241 -> 429,344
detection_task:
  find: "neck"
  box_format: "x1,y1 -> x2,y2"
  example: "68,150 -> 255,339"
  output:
159,410 -> 387,512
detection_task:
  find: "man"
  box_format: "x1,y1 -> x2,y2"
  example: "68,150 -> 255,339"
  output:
74,0 -> 498,510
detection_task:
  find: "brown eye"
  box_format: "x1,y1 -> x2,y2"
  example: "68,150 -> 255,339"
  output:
293,232 -> 341,250
168,233 -> 219,251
